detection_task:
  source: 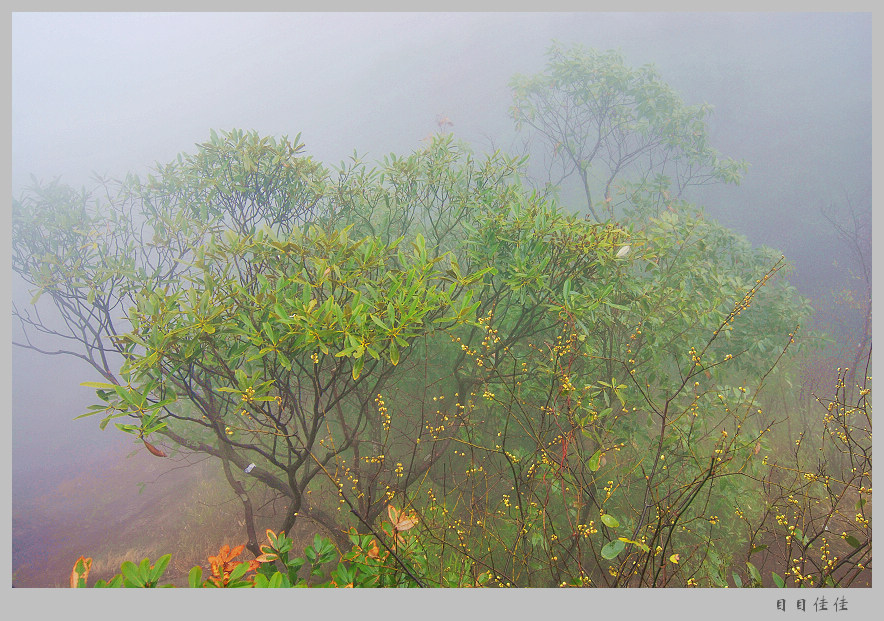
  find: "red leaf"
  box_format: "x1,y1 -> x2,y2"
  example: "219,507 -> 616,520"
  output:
142,438 -> 167,457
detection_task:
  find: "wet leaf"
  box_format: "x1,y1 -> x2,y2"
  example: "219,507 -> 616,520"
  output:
120,561 -> 145,587
601,539 -> 625,559
619,537 -> 649,552
749,544 -> 768,556
142,438 -> 167,457
588,449 -> 601,472
188,566 -> 203,588
70,556 -> 92,588
600,513 -> 619,528
844,534 -> 862,549
149,554 -> 172,583
352,355 -> 364,380
746,561 -> 762,586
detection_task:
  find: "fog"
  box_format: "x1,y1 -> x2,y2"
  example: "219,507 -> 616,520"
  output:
10,12 -> 872,590
12,13 -> 872,291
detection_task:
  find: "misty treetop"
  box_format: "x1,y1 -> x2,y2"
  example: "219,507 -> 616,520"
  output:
511,42 -> 748,221
15,43 -> 867,588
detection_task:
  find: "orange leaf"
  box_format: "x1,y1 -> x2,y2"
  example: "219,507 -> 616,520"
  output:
388,504 -> 417,532
395,517 -> 416,532
142,438 -> 167,457
366,539 -> 380,559
208,557 -> 224,578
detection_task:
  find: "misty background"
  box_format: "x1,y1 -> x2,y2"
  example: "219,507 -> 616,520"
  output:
9,12 -> 872,586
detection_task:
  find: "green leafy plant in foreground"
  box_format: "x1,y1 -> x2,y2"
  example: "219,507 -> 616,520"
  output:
71,515 -> 431,588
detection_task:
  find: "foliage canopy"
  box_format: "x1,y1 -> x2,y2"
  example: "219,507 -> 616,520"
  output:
15,44 -> 868,588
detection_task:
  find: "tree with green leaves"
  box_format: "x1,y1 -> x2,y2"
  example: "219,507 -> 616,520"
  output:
12,129 -> 629,558
511,42 -> 747,220
16,47 -> 839,587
